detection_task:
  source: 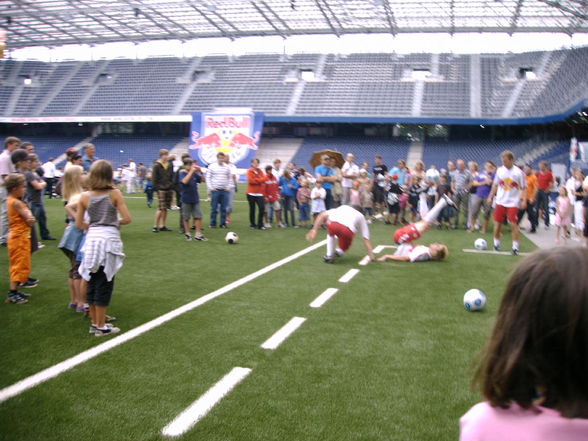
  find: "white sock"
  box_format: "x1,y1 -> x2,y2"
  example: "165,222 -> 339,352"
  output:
424,198 -> 447,225
494,238 -> 500,247
513,241 -> 519,250
326,235 -> 336,257
336,247 -> 345,256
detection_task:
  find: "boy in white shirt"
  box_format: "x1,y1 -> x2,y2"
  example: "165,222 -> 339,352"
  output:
487,151 -> 527,255
307,205 -> 375,263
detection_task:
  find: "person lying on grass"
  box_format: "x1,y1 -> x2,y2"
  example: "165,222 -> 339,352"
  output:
378,195 -> 451,263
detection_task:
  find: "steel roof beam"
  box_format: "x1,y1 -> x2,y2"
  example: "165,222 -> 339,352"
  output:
382,0 -> 398,36
251,1 -> 286,38
314,0 -> 339,37
261,1 -> 292,32
188,3 -> 231,39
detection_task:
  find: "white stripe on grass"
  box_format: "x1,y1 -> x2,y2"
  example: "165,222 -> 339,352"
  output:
0,240 -> 326,404
260,317 -> 307,350
161,367 -> 252,438
309,288 -> 339,308
462,248 -> 530,256
338,268 -> 360,283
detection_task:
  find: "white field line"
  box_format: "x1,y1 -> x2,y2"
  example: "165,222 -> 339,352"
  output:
161,367 -> 252,438
260,317 -> 307,350
309,288 -> 339,308
338,268 -> 360,283
373,245 -> 397,254
462,248 -> 530,256
358,256 -> 370,266
0,240 -> 326,404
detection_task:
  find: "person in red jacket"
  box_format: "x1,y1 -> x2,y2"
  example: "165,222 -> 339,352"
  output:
247,158 -> 266,230
263,165 -> 282,228
536,160 -> 555,228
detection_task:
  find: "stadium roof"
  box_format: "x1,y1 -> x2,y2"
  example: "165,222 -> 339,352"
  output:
2,0 -> 588,50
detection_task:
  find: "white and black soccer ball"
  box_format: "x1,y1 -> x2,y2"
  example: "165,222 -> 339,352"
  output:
463,289 -> 487,311
474,238 -> 487,250
225,232 -> 239,244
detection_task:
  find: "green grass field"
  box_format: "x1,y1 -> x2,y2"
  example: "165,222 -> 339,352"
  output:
0,187 -> 535,441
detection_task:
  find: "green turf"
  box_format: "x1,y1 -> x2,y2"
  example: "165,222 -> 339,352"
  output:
0,187 -> 535,441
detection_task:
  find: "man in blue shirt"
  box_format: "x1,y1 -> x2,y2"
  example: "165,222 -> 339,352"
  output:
179,157 -> 207,241
82,143 -> 98,172
314,154 -> 336,209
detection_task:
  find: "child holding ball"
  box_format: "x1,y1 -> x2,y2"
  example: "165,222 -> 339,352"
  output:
460,246 -> 588,440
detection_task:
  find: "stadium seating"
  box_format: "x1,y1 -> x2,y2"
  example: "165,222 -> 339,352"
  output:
1,48 -> 588,120
290,137 -> 410,170
89,134 -> 184,168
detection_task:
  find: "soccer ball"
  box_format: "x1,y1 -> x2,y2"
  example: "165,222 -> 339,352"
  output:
463,289 -> 487,311
225,232 -> 239,244
474,238 -> 487,250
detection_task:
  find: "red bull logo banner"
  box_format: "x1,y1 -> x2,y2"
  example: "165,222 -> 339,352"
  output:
188,111 -> 264,167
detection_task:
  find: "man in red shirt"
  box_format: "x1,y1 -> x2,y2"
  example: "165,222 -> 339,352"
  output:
536,160 -> 554,228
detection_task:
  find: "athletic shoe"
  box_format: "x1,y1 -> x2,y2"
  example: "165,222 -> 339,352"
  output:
511,248 -> 519,256
209,225 -> 217,228
185,234 -> 193,241
18,291 -> 32,298
89,325 -> 98,335
37,243 -> 45,249
68,302 -> 77,310
259,226 -> 267,230
494,245 -> 500,252
28,277 -> 39,284
76,305 -> 85,313
278,223 -> 286,228
335,250 -> 344,257
442,194 -> 456,207
171,205 -> 180,210
106,315 -> 117,323
152,227 -> 159,233
95,324 -> 120,337
195,234 -> 208,241
220,224 -> 228,229
159,226 -> 172,232
19,280 -> 38,289
264,223 -> 272,228
5,293 -> 28,304
323,255 -> 335,264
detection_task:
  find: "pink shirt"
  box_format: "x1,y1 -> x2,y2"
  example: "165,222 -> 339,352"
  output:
460,402 -> 588,441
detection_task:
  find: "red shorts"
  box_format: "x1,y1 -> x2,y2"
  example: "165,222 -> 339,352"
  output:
327,221 -> 355,251
493,205 -> 518,224
394,224 -> 421,244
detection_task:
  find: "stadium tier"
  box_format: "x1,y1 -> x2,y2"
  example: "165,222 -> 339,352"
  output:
1,48 -> 588,121
291,137 -> 410,169
87,134 -> 184,168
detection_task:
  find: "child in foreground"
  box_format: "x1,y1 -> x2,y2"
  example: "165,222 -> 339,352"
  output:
4,174 -> 36,304
460,247 -> 588,440
76,160 -> 132,337
378,195 -> 451,263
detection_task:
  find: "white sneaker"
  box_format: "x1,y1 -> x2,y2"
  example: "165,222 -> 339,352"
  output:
264,223 -> 272,228
95,324 -> 120,337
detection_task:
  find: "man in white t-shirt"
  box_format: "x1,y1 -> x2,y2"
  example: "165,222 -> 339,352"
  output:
42,158 -> 57,199
306,205 -> 375,263
487,150 -> 527,255
341,153 -> 360,205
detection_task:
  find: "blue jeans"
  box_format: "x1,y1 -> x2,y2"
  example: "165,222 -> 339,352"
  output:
210,190 -> 228,226
298,202 -> 310,222
537,189 -> 550,226
31,203 -> 51,239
